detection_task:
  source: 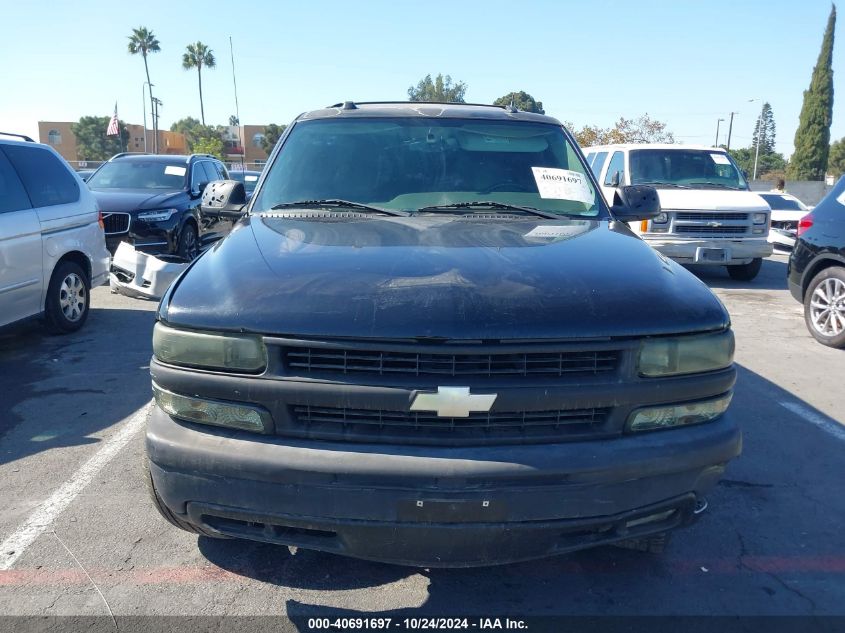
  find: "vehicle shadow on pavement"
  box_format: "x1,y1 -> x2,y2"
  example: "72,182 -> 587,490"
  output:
685,257 -> 788,291
197,364 -> 845,619
0,306 -> 156,466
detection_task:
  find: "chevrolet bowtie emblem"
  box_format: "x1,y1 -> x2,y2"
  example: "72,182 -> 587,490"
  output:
707,221 -> 723,228
410,387 -> 498,418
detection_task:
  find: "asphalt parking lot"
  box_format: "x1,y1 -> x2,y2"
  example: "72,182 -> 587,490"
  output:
0,252 -> 843,628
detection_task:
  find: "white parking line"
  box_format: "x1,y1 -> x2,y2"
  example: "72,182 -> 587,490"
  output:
0,402 -> 151,571
779,401 -> 845,442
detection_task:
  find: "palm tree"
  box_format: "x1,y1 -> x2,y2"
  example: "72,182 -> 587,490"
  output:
127,27 -> 161,151
182,42 -> 216,126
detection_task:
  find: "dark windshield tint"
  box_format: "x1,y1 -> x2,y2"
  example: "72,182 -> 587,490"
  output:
759,194 -> 806,211
253,118 -> 602,216
88,160 -> 188,190
630,149 -> 748,190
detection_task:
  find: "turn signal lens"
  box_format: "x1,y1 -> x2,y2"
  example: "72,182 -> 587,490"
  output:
797,213 -> 814,236
627,393 -> 732,433
98,211 -> 104,230
640,220 -> 649,232
153,382 -> 270,433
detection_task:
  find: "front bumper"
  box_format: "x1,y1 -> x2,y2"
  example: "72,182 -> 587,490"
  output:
644,237 -> 773,265
146,405 -> 741,567
106,218 -> 179,255
109,242 -> 188,300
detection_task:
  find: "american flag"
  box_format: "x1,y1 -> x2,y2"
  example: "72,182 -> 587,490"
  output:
106,103 -> 119,136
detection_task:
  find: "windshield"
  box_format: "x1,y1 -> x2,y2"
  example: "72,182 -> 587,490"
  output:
87,160 -> 188,190
629,149 -> 748,190
759,193 -> 807,211
252,118 -> 603,216
231,171 -> 260,194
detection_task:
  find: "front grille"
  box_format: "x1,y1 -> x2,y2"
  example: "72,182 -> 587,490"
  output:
290,405 -> 611,445
283,347 -> 620,378
102,212 -> 130,235
675,225 -> 748,235
675,212 -> 748,221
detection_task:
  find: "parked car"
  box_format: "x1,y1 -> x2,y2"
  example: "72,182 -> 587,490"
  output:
0,133 -> 109,332
145,102 -> 740,567
228,169 -> 262,201
788,177 -> 845,347
584,144 -> 772,281
86,153 -> 234,260
76,169 -> 95,182
759,192 -> 811,250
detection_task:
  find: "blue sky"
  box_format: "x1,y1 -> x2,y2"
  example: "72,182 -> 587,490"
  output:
2,0 -> 841,158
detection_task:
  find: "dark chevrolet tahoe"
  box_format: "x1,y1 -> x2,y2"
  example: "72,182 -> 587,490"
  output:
146,102 -> 741,567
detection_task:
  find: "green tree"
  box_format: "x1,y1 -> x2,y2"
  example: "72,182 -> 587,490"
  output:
182,41 -> 216,125
71,116 -> 130,161
493,91 -> 544,114
407,73 -> 467,103
127,27 -> 161,150
788,5 -> 836,180
565,114 -> 674,147
170,117 -> 222,153
261,124 -> 287,154
728,147 -> 787,179
829,137 -> 845,179
751,102 -> 777,155
192,135 -> 224,160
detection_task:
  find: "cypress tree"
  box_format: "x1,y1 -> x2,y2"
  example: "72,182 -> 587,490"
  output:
788,5 -> 836,180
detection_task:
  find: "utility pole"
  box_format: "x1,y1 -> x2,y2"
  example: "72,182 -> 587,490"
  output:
229,36 -> 244,168
152,97 -> 163,153
142,82 -> 153,153
715,118 -> 724,147
726,112 -> 738,151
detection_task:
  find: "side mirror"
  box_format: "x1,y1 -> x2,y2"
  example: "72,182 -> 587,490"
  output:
610,171 -> 621,187
610,185 -> 661,222
200,180 -> 247,219
192,181 -> 210,198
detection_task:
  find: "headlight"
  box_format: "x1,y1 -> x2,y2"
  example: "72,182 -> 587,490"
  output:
153,323 -> 267,372
638,330 -> 734,377
652,212 -> 669,224
753,212 -> 768,224
627,393 -> 732,432
153,382 -> 270,433
138,208 -> 178,222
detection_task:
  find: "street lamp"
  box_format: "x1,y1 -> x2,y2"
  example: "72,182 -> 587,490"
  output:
748,98 -> 765,181
715,118 -> 725,147
142,82 -> 153,153
726,112 -> 738,150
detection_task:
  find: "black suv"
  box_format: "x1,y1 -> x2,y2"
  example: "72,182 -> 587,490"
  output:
788,176 -> 845,347
145,102 -> 740,566
87,153 -> 233,259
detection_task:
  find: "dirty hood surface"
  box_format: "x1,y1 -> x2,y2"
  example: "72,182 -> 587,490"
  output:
160,214 -> 730,340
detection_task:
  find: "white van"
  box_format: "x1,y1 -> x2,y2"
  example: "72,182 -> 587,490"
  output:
0,135 -> 110,332
585,143 -> 773,281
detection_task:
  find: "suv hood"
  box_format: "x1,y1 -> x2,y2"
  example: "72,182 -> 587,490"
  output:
657,188 -> 769,212
90,189 -> 187,213
160,214 -> 729,340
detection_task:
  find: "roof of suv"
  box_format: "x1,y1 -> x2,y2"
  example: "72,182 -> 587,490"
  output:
297,101 -> 563,126
586,143 -> 726,152
108,153 -> 218,164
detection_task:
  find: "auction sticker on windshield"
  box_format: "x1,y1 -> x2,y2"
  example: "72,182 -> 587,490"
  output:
164,165 -> 187,176
710,153 -> 732,165
531,167 -> 594,204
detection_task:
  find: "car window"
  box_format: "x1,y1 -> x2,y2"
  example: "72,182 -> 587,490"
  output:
759,194 -> 806,211
88,160 -> 187,190
585,152 -> 595,165
200,162 -> 220,185
3,144 -> 79,207
0,148 -> 33,213
214,162 -> 229,180
254,118 -> 604,217
629,149 -> 748,190
604,151 -> 624,186
591,152 -> 608,179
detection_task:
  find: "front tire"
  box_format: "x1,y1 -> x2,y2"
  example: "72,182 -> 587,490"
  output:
803,266 -> 845,348
177,223 -> 199,261
45,261 -> 90,334
727,257 -> 763,282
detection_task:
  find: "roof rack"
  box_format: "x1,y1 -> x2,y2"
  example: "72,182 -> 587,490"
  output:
190,153 -> 216,159
110,151 -> 151,160
325,100 -> 508,110
0,132 -> 35,142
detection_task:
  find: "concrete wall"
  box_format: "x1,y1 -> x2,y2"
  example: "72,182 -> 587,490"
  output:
750,180 -> 832,207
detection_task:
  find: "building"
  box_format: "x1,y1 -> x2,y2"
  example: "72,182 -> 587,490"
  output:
38,121 -> 270,170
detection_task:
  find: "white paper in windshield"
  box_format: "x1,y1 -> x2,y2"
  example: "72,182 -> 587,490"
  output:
837,190 -> 845,206
164,165 -> 187,176
710,153 -> 731,165
531,167 -> 594,204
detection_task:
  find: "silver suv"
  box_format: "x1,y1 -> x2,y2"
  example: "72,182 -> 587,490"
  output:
0,134 -> 110,333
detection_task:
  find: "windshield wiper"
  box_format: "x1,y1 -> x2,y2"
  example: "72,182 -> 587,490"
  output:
685,182 -> 741,190
415,201 -> 565,219
269,199 -> 408,216
635,181 -> 692,189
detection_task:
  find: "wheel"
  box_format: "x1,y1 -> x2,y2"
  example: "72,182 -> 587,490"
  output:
613,532 -> 671,554
143,453 -> 226,536
803,266 -> 845,348
727,257 -> 763,281
177,223 -> 199,261
45,261 -> 90,334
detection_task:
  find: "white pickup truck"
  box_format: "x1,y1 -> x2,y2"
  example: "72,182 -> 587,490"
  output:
585,143 -> 772,281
